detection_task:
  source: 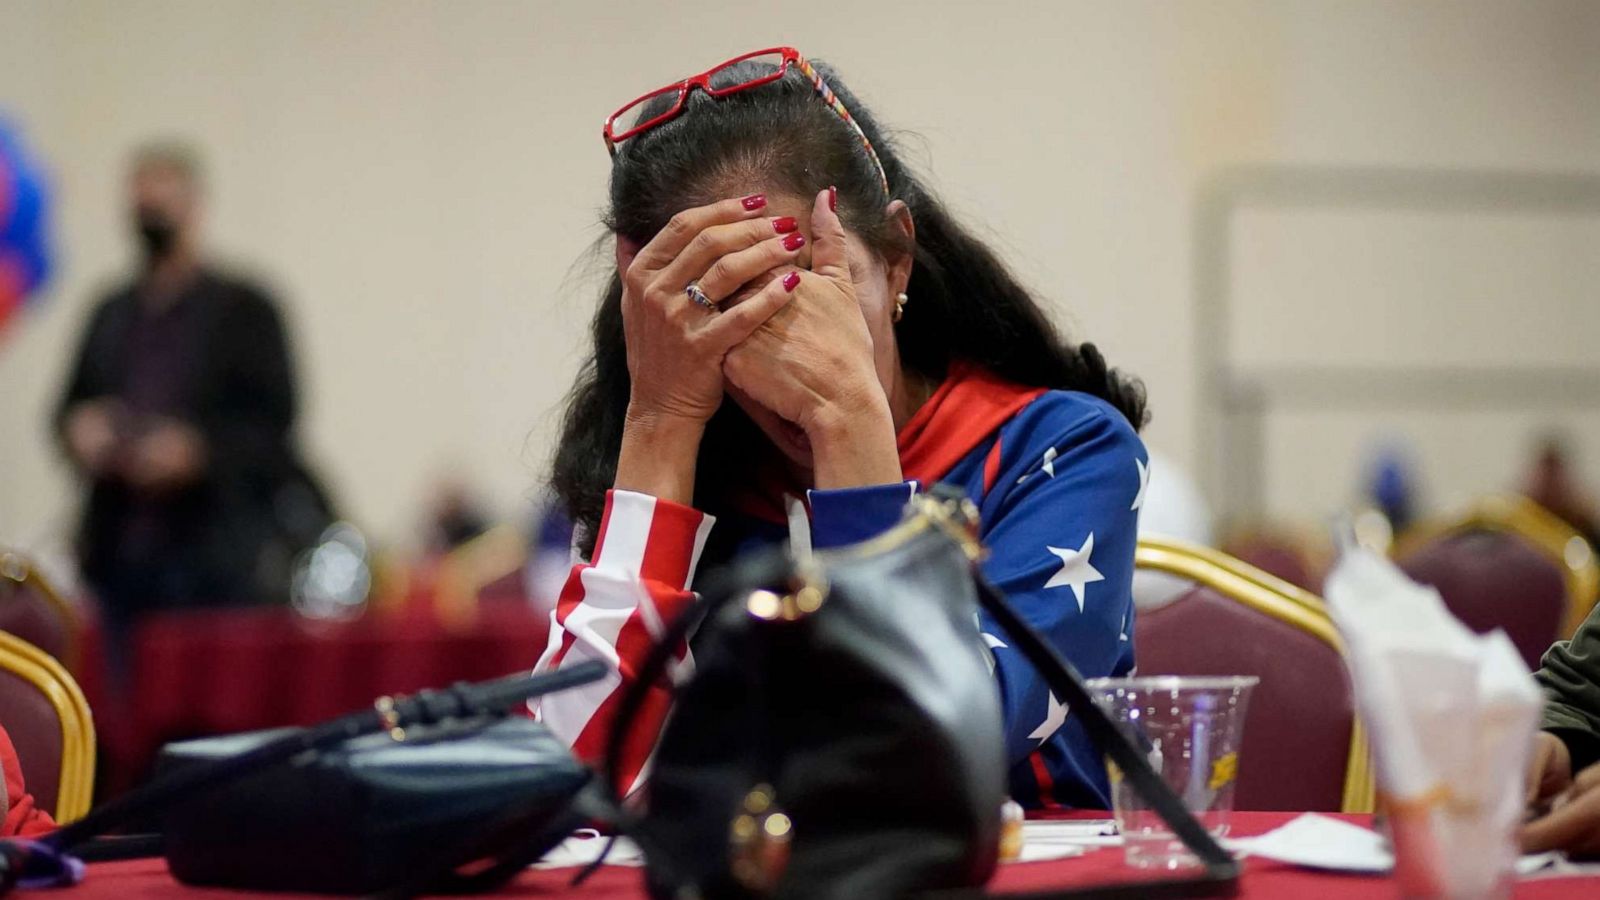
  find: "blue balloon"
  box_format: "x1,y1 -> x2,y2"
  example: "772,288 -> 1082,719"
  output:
0,115 -> 53,323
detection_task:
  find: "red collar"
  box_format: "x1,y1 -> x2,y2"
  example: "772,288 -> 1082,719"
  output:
898,362 -> 1046,485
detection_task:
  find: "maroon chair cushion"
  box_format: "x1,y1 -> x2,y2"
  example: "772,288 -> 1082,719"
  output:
1134,587 -> 1355,811
1398,531 -> 1565,671
0,580 -> 70,664
0,667 -> 63,815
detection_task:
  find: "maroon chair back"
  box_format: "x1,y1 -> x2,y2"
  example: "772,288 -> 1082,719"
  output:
1398,530 -> 1565,671
0,659 -> 65,814
0,553 -> 76,668
1134,586 -> 1355,811
1221,535 -> 1319,593
0,589 -> 71,666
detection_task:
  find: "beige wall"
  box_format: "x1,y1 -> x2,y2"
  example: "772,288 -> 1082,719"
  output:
2,0 -> 1597,554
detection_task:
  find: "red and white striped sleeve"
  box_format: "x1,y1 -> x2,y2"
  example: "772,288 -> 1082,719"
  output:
529,489 -> 714,794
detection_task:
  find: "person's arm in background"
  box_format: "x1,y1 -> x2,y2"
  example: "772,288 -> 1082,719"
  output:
1524,601 -> 1600,856
53,298 -> 121,479
0,724 -> 56,838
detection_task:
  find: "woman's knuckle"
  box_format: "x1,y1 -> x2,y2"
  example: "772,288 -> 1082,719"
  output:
699,227 -> 729,252
705,259 -> 733,287
665,213 -> 694,239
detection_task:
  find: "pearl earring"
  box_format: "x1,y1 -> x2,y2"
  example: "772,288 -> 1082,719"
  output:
893,291 -> 908,323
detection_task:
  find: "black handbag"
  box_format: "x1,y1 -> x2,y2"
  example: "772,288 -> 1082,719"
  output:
600,492 -> 1241,900
158,717 -> 589,895
21,665 -> 608,899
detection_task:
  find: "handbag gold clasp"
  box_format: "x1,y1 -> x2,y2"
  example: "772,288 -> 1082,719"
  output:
745,561 -> 829,621
914,493 -> 986,563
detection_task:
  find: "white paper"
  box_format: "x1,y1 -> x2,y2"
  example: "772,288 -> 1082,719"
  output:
534,821 -> 1110,870
1014,819 -> 1119,858
534,831 -> 645,868
1230,813 -> 1391,872
1323,545 -> 1543,897
1231,814 -> 1600,880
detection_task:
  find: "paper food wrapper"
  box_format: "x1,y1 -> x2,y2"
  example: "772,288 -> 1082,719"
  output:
1324,545 -> 1542,899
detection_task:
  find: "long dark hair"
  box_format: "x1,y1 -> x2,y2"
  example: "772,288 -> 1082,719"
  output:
553,57 -> 1147,552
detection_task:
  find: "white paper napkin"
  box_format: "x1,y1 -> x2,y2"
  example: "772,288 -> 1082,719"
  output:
1323,545 -> 1544,897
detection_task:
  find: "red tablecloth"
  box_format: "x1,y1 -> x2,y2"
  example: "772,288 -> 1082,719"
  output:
57,813 -> 1600,898
81,601 -> 550,788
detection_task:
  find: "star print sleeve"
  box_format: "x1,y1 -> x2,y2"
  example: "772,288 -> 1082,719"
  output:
976,405 -> 1146,769
528,489 -> 715,795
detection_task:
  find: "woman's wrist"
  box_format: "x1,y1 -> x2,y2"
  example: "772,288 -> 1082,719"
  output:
806,393 -> 903,490
614,406 -> 706,507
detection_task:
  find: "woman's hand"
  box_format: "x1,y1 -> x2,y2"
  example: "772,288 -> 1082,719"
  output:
613,194 -> 807,503
722,189 -> 902,489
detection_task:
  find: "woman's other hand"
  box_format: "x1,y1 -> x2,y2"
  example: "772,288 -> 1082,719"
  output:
613,194 -> 805,503
722,189 -> 901,489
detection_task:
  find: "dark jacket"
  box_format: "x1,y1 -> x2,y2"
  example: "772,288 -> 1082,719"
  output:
1538,600 -> 1600,771
54,270 -> 327,610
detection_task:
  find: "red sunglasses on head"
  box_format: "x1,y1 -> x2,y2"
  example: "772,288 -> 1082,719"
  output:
602,46 -> 890,195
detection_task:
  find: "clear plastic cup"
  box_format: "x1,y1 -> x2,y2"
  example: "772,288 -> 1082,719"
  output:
1087,675 -> 1259,870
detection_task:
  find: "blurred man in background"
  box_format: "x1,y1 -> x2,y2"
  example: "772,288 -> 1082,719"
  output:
1523,434 -> 1600,552
53,142 -> 329,665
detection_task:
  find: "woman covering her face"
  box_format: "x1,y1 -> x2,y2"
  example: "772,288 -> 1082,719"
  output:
533,48 -> 1150,810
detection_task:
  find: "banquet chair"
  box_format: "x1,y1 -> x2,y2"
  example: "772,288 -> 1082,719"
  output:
1133,535 -> 1374,813
0,630 -> 95,822
0,551 -> 79,671
1396,494 -> 1599,670
1218,527 -> 1325,593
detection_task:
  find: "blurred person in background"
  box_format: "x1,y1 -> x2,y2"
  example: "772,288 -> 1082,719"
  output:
423,477 -> 491,553
53,141 -> 329,670
1523,434 -> 1600,551
1369,442 -> 1419,535
1525,600 -> 1600,857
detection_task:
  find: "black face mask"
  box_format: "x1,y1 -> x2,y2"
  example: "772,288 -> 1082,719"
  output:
134,209 -> 179,261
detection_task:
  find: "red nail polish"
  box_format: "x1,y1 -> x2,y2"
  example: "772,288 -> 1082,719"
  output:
782,232 -> 806,251
772,216 -> 799,234
741,193 -> 766,210
782,272 -> 801,292
828,185 -> 838,211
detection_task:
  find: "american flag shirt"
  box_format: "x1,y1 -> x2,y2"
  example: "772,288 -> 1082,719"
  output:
532,363 -> 1147,809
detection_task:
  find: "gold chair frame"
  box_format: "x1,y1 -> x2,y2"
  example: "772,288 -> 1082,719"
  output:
0,630 -> 95,822
1395,494 -> 1600,641
0,551 -> 81,673
1135,534 -> 1376,813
